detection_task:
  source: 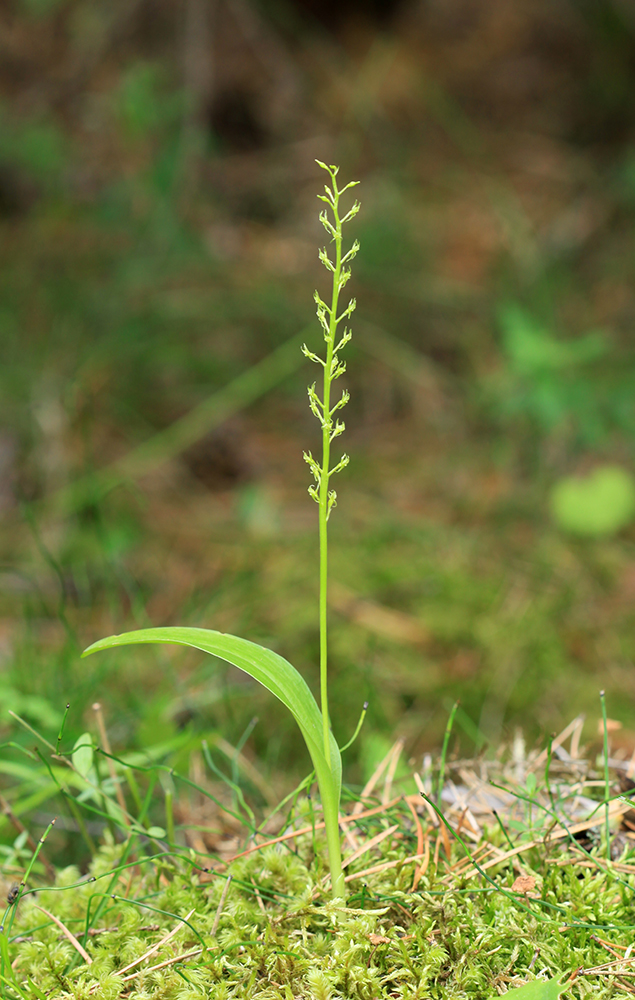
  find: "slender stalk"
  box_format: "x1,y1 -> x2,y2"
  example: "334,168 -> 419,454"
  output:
1,817 -> 56,938
303,161 -> 360,901
544,731 -> 557,816
492,809 -> 514,851
600,690 -> 611,860
305,165 -> 359,761
165,789 -> 175,845
437,699 -> 459,810
319,192 -> 342,762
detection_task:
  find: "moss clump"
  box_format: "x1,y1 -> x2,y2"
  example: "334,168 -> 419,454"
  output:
5,792 -> 635,999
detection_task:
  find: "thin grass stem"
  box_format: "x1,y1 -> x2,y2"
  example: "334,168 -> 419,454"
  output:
544,731 -> 557,817
56,703 -> 70,755
437,699 -> 459,809
165,789 -> 175,845
492,809 -> 515,852
340,701 -> 369,754
600,690 -> 611,860
1,818 -> 56,938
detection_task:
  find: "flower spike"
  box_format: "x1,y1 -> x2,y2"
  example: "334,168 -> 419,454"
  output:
302,161 -> 360,776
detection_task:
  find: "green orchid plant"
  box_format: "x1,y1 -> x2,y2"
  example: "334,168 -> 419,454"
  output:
83,161 -> 360,902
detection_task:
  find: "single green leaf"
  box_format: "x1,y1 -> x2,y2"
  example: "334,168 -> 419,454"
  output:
71,733 -> 93,779
501,976 -> 568,998
82,627 -> 341,802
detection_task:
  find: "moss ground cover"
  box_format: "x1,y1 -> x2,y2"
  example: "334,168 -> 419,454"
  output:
3,725 -> 635,998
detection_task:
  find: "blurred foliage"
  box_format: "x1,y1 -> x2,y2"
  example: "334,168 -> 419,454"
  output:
550,465 -> 635,537
484,304 -> 635,450
2,0 -> 635,869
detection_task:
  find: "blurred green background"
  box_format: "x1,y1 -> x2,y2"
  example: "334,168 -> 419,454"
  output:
3,0 -> 635,805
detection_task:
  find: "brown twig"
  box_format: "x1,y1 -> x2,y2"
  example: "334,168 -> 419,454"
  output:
342,824 -> 399,870
117,908 -> 195,976
122,947 -> 203,983
343,851 -> 426,885
353,742 -> 404,815
413,833 -> 430,889
211,875 -> 232,936
33,904 -> 92,965
405,796 -> 424,890
219,798 -> 402,866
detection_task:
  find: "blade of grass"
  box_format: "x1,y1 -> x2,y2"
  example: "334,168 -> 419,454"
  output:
56,703 -> 70,755
437,699 -> 459,809
165,788 -> 175,845
600,690 -> 611,859
1,817 -> 56,941
92,702 -> 129,827
339,701 -> 368,754
544,733 -> 557,817
492,809 -> 515,851
201,739 -> 255,831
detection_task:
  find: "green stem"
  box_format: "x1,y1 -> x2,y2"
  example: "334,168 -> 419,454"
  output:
437,699 -> 459,810
1,817 -> 56,939
323,792 -> 346,900
319,188 -> 342,766
600,689 -> 610,860
313,741 -> 346,900
308,162 -> 360,901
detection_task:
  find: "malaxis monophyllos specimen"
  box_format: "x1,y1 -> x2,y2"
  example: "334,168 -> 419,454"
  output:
84,162 -> 360,902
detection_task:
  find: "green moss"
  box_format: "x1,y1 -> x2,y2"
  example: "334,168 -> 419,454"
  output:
4,801 -> 635,998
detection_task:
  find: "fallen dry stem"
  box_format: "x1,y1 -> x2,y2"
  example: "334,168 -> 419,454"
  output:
382,740 -> 404,804
405,796 -> 425,890
343,851 -> 426,885
342,823 -> 399,869
353,741 -> 404,814
211,875 -> 232,936
117,907 -> 195,975
220,798 -> 402,866
531,714 -> 587,772
32,904 -> 92,965
121,948 -> 203,983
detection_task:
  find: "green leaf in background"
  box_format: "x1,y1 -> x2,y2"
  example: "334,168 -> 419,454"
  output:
500,976 -> 568,998
550,464 -> 635,537
71,732 -> 93,779
500,304 -> 606,376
